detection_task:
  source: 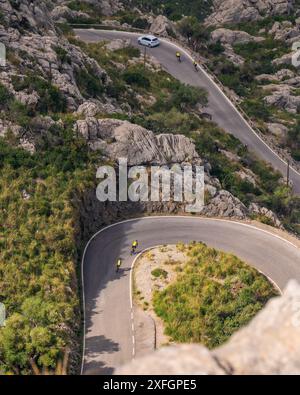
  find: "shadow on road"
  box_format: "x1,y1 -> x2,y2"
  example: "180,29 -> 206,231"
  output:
83,335 -> 119,375
82,216 -> 140,375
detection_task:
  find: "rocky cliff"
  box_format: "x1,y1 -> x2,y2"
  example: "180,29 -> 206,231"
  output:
73,117 -> 282,245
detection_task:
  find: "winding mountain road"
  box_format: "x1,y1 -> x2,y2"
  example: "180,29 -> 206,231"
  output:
75,29 -> 300,194
77,30 -> 300,375
81,216 -> 300,375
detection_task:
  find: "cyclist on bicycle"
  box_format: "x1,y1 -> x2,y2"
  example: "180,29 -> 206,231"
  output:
176,51 -> 181,62
193,59 -> 198,71
131,240 -> 139,254
116,258 -> 122,273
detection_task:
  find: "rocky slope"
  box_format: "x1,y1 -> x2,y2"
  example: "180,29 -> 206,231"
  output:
0,1 -> 124,149
205,0 -> 294,26
0,1 -> 282,227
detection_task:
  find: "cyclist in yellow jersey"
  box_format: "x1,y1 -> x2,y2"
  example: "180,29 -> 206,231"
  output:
116,258 -> 122,273
176,51 -> 181,62
131,240 -> 139,255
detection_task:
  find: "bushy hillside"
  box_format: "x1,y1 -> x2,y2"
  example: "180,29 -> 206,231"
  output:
130,0 -> 213,21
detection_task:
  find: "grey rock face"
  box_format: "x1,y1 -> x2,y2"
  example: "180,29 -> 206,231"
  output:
117,344 -> 226,375
205,0 -> 294,26
51,5 -> 91,23
269,20 -> 300,43
200,190 -> 248,219
249,203 -> 282,228
211,28 -> 264,45
0,0 -> 110,116
236,169 -> 257,186
150,15 -> 176,37
211,28 -> 264,67
264,85 -> 300,113
256,69 -> 295,83
74,118 -> 282,223
74,118 -> 199,166
105,39 -> 131,52
76,100 -> 123,117
98,0 -> 124,16
272,52 -> 294,67
223,44 -> 245,66
266,122 -> 288,138
0,0 -> 56,33
115,281 -> 300,375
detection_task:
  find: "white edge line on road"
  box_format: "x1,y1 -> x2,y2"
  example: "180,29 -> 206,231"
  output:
129,244 -> 163,359
76,28 -> 300,180
80,215 -> 299,374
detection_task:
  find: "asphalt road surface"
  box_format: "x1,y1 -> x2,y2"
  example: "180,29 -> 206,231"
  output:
82,216 -> 300,375
75,29 -> 300,194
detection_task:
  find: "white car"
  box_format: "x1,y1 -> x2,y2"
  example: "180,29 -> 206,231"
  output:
138,35 -> 160,48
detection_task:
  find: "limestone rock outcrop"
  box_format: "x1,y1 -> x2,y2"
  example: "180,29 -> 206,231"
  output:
211,28 -> 264,45
150,15 -> 176,37
74,118 -> 199,166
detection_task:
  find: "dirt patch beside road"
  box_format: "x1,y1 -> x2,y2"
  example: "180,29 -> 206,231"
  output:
133,244 -> 189,352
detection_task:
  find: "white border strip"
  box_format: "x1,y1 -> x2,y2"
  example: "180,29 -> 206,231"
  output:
80,215 -> 299,374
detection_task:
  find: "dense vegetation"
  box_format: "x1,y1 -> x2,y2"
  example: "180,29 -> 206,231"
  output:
0,60 -> 102,373
153,242 -> 278,348
0,130 -> 98,374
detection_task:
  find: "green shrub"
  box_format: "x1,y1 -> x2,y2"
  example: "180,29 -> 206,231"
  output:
75,68 -> 104,98
135,108 -> 202,134
207,40 -> 224,55
153,242 -> 278,348
67,1 -> 102,23
123,70 -> 150,88
288,121 -> 300,161
132,18 -> 150,30
151,268 -> 168,279
242,98 -> 272,121
55,23 -> 75,37
11,75 -> 67,114
115,46 -> 140,59
0,83 -> 12,110
54,46 -> 71,64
